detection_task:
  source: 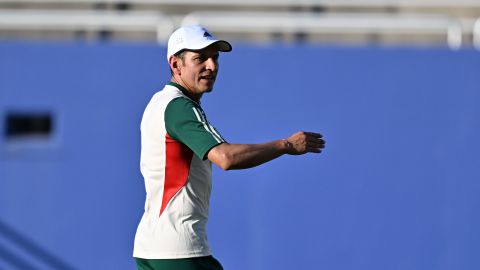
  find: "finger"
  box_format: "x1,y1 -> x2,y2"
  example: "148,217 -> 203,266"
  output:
306,147 -> 322,153
305,132 -> 323,138
306,136 -> 324,142
307,144 -> 325,149
307,137 -> 325,144
307,139 -> 324,145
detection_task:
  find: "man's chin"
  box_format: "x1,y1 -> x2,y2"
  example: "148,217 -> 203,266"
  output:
202,86 -> 214,93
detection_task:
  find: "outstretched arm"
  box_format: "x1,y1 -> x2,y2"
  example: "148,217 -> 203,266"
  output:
207,131 -> 325,170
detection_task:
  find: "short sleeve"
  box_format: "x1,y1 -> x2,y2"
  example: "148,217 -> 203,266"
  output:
165,97 -> 226,159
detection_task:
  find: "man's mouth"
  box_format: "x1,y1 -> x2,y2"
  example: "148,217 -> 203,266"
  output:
200,75 -> 216,81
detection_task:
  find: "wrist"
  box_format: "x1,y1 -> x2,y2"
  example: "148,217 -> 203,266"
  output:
281,139 -> 292,153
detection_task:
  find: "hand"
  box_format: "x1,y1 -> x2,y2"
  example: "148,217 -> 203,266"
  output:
284,131 -> 325,155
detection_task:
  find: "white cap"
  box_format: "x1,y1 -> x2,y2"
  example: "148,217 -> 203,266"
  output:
167,25 -> 232,61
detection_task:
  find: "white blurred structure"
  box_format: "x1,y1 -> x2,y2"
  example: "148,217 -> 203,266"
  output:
0,0 -> 479,49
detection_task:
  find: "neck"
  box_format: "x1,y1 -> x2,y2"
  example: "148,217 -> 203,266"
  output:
170,77 -> 202,102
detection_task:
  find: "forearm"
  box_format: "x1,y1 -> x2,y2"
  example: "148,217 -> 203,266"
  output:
208,140 -> 288,170
207,131 -> 325,170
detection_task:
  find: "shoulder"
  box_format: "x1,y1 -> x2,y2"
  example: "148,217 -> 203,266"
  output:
168,96 -> 198,108
165,97 -> 203,125
166,97 -> 200,114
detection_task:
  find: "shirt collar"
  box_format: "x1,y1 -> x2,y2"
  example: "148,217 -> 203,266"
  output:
167,82 -> 199,104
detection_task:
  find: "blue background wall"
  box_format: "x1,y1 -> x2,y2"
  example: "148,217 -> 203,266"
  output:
0,42 -> 479,270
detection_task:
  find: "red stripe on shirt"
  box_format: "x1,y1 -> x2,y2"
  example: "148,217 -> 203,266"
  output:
160,133 -> 194,217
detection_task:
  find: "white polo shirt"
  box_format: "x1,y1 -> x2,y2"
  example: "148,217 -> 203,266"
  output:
133,82 -> 225,259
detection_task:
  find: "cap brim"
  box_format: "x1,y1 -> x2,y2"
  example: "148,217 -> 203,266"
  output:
210,40 -> 232,52
176,40 -> 232,55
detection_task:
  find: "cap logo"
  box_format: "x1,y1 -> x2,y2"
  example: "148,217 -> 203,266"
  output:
172,35 -> 183,45
203,31 -> 212,38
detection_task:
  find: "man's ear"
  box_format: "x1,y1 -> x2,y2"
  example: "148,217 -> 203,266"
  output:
169,56 -> 181,75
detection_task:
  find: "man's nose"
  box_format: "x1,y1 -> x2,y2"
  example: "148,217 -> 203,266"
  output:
205,58 -> 218,72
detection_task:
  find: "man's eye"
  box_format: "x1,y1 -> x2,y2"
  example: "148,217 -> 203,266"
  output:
195,55 -> 218,62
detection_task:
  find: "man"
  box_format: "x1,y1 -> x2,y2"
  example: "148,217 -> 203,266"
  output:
133,25 -> 325,270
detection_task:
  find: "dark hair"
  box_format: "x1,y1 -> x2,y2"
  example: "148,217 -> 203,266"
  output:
175,50 -> 187,61
170,51 -> 187,75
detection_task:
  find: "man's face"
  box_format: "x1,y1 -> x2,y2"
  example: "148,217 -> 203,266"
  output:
177,46 -> 220,97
